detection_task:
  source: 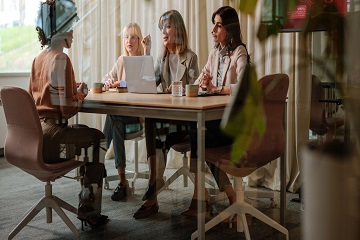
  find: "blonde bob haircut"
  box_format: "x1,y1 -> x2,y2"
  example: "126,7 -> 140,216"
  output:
158,10 -> 189,56
122,22 -> 144,56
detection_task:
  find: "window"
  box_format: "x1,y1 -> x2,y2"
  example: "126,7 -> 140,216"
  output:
0,0 -> 42,73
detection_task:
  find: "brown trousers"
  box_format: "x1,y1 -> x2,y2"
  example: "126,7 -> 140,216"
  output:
41,120 -> 105,217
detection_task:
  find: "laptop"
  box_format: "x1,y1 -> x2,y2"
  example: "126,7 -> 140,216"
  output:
123,56 -> 160,94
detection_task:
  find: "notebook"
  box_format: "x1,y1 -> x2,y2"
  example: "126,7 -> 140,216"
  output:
123,56 -> 160,94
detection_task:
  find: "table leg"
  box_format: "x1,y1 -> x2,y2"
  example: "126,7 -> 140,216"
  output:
280,102 -> 287,226
196,112 -> 206,239
280,154 -> 286,225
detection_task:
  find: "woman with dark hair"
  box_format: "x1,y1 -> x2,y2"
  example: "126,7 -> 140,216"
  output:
182,6 -> 250,217
198,5 -> 250,94
29,0 -> 108,228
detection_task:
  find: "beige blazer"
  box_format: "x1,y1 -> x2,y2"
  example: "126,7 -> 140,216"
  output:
155,49 -> 199,90
195,45 -> 248,94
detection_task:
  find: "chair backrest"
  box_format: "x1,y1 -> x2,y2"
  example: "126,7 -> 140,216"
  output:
0,86 -> 48,177
242,73 -> 289,168
310,75 -> 328,135
205,74 -> 289,174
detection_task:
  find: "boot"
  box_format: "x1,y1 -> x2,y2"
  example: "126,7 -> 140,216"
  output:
78,162 -> 105,218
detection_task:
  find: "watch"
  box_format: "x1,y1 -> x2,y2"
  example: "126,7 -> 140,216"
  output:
216,85 -> 222,93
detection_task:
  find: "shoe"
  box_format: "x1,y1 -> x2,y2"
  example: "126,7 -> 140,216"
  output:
142,183 -> 155,201
181,199 -> 216,217
111,181 -> 129,201
133,203 -> 159,219
141,178 -> 165,201
78,214 -> 108,230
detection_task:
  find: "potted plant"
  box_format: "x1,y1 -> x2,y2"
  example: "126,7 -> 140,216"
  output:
232,1 -> 360,239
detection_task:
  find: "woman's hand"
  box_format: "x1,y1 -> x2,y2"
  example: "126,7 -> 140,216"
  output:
103,78 -> 119,88
166,84 -> 172,93
199,71 -> 213,91
141,34 -> 151,55
77,82 -> 88,99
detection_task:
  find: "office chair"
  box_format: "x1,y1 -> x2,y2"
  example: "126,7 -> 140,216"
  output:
158,135 -> 194,192
0,86 -> 85,240
191,74 -> 289,240
104,128 -> 147,191
310,75 -> 344,143
157,132 -> 217,195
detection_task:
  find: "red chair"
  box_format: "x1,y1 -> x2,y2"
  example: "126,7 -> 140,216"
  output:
0,86 -> 84,240
191,74 -> 289,240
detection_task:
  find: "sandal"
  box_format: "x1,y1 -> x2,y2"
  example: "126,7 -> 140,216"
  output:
78,214 -> 108,230
181,199 -> 216,217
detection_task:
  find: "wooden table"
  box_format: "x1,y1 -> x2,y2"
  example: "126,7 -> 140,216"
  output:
80,91 -> 287,239
81,91 -> 228,239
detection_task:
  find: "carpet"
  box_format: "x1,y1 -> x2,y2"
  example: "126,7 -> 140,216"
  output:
0,157 -> 302,240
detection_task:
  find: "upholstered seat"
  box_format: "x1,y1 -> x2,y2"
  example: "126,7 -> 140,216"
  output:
191,73 -> 289,240
0,86 -> 84,240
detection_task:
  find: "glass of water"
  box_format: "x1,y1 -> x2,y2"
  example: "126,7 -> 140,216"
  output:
172,81 -> 183,97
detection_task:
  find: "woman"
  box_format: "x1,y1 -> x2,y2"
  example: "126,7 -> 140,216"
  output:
102,22 -> 151,201
29,1 -> 107,228
183,5 -> 250,217
133,10 -> 199,219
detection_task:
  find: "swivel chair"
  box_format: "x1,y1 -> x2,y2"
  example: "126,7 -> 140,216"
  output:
104,124 -> 147,191
0,86 -> 84,240
157,133 -> 217,195
310,75 -> 344,143
191,74 -> 289,240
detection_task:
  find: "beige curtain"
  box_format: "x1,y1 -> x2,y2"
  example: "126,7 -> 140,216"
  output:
69,0 -> 313,193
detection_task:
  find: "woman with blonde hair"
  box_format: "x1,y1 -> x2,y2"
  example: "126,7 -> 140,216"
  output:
102,22 -> 151,201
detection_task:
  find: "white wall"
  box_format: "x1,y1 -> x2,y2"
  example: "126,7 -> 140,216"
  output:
0,73 -> 30,148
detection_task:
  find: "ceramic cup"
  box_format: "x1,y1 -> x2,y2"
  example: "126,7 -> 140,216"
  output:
186,84 -> 198,97
92,82 -> 103,93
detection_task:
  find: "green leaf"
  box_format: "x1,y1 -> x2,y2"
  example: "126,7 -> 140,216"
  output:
239,0 -> 258,15
257,23 -> 276,41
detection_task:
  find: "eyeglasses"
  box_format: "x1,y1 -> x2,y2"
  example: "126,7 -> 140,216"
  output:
123,35 -> 139,42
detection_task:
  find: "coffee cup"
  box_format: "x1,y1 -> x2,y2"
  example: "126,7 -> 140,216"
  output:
186,84 -> 198,97
92,82 -> 103,93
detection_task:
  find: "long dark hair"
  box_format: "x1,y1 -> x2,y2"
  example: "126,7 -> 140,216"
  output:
212,6 -> 250,63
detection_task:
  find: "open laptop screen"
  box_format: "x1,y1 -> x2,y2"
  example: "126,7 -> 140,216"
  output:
123,56 -> 159,94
